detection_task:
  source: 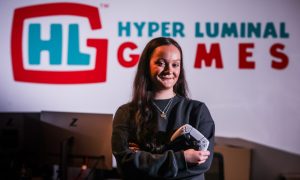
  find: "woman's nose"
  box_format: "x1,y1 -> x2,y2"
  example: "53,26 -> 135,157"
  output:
164,63 -> 172,72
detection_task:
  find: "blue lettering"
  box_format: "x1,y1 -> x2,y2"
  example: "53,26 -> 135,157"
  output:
133,22 -> 145,37
280,22 -> 289,38
28,23 -> 62,65
240,23 -> 246,38
221,23 -> 238,38
248,23 -> 261,38
161,22 -> 171,37
206,22 -> 219,38
195,22 -> 204,37
263,22 -> 277,38
67,24 -> 89,65
118,22 -> 130,37
148,22 -> 159,37
173,22 -> 185,37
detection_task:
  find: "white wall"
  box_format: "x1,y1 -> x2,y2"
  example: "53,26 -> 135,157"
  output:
1,0 -> 300,155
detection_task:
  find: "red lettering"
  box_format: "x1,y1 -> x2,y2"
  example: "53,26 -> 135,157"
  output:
117,42 -> 139,67
270,43 -> 289,70
194,43 -> 223,69
239,43 -> 255,69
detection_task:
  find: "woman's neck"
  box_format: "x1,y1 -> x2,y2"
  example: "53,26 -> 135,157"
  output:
153,89 -> 176,100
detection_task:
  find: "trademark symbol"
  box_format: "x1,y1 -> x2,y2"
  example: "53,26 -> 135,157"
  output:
100,3 -> 109,8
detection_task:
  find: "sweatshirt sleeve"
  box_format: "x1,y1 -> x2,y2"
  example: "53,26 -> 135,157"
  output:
176,102 -> 215,178
111,105 -> 188,179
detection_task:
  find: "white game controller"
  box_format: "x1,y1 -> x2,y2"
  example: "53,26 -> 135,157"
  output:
170,124 -> 209,151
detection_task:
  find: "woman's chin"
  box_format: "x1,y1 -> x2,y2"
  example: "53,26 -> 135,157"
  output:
158,83 -> 175,90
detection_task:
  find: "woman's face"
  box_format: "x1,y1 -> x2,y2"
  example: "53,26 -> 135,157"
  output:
149,45 -> 181,91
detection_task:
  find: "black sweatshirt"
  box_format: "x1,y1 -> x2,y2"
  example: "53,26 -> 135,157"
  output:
111,95 -> 215,180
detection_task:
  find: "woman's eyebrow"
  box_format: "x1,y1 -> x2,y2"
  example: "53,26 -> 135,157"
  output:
156,58 -> 181,62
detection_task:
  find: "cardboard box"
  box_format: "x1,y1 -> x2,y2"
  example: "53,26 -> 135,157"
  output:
214,145 -> 251,180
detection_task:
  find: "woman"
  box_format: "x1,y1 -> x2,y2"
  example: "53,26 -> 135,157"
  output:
111,37 -> 215,180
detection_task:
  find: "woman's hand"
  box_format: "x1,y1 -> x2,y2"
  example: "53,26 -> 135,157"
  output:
183,149 -> 210,165
129,142 -> 140,152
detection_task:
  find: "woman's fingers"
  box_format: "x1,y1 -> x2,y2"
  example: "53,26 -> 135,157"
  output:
129,142 -> 139,148
129,142 -> 140,152
198,160 -> 206,164
184,149 -> 210,164
199,150 -> 210,157
129,147 -> 139,152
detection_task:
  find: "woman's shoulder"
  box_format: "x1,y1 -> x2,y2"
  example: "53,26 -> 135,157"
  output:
116,102 -> 131,109
113,102 -> 135,125
176,95 -> 205,107
115,102 -> 134,115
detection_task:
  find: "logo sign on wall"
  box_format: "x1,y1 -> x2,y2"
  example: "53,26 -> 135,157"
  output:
11,3 -> 108,84
11,2 -> 291,85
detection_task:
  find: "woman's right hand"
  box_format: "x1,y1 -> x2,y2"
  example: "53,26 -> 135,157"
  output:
129,142 -> 140,152
183,149 -> 210,165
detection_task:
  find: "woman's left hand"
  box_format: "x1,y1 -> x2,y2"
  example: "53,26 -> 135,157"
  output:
129,142 -> 140,152
183,149 -> 210,165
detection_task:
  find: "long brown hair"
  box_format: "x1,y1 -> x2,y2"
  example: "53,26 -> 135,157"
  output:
131,37 -> 189,149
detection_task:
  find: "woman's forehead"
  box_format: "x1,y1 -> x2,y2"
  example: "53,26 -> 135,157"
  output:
152,45 -> 181,59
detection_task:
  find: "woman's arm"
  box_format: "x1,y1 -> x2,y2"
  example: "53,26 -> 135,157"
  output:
176,102 -> 215,178
111,105 -> 188,179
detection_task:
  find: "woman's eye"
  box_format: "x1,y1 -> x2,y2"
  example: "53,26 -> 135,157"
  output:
157,61 -> 165,66
172,63 -> 180,67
